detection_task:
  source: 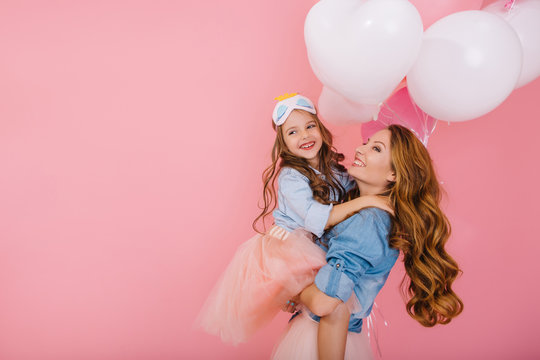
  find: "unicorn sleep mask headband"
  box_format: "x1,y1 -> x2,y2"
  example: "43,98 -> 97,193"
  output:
272,93 -> 317,126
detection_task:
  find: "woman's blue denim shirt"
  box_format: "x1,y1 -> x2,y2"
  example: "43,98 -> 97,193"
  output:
313,207 -> 399,333
273,167 -> 355,238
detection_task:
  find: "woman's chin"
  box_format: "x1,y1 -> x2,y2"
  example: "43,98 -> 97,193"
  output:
347,165 -> 363,180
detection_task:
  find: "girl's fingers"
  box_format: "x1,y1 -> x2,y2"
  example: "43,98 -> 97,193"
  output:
281,300 -> 299,313
282,301 -> 292,312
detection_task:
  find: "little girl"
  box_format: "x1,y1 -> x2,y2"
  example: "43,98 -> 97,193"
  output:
198,93 -> 387,356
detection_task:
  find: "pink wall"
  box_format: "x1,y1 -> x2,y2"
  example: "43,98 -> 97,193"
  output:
1,1 -> 539,359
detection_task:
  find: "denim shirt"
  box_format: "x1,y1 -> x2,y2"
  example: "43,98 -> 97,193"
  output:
273,167 -> 355,238
313,207 -> 399,333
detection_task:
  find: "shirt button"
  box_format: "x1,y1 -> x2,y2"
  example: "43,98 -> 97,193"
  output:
336,264 -> 340,269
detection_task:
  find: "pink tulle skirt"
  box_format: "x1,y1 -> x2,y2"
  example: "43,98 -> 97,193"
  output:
197,226 -> 327,344
271,310 -> 374,360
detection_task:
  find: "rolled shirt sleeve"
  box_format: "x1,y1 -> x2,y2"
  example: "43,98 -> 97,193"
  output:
314,261 -> 355,303
314,208 -> 389,302
278,170 -> 332,238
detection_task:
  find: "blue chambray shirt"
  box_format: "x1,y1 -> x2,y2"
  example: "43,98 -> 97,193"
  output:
273,167 -> 355,238
313,207 -> 399,333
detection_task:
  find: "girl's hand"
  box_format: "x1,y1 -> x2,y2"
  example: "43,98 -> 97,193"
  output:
361,195 -> 394,216
326,194 -> 394,230
281,294 -> 301,313
281,299 -> 298,313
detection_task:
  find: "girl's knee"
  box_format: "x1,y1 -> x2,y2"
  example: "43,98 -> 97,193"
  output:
324,302 -> 350,322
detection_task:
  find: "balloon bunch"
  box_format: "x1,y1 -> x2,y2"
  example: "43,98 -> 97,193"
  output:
305,0 -> 540,142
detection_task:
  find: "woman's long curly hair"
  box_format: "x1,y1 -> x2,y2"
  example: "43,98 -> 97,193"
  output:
386,124 -> 463,327
252,110 -> 348,233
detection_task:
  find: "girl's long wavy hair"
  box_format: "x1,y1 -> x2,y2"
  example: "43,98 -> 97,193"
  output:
252,110 -> 348,233
386,124 -> 463,327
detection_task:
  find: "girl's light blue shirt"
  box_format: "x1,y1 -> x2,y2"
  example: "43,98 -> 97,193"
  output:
272,167 -> 355,238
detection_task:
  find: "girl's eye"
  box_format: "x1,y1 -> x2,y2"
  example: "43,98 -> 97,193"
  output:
288,131 -> 296,136
373,146 -> 381,152
307,124 -> 316,129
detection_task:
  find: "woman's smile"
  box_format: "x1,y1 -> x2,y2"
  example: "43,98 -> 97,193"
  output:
352,155 -> 365,167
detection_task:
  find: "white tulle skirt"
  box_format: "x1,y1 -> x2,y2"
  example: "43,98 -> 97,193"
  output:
271,310 -> 374,360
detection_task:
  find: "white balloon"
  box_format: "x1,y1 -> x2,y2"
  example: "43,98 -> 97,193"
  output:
484,0 -> 540,88
408,10 -> 522,122
305,0 -> 423,104
318,86 -> 380,124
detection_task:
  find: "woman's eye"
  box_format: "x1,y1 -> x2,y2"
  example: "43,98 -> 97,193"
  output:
307,124 -> 316,129
373,146 -> 381,152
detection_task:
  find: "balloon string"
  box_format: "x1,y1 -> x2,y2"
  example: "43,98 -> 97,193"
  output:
378,89 -> 438,147
380,101 -> 424,145
504,0 -> 515,11
366,301 -> 388,359
406,88 -> 438,146
421,108 -> 438,146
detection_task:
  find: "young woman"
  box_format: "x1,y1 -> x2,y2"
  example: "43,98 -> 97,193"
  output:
272,125 -> 464,360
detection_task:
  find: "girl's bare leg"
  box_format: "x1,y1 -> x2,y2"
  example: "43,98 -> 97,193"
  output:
318,302 -> 350,360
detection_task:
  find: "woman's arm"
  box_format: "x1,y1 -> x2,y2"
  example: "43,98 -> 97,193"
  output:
298,283 -> 343,317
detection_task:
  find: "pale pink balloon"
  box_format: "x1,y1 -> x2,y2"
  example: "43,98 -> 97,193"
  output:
362,86 -> 437,146
409,0 -> 484,28
318,86 -> 380,125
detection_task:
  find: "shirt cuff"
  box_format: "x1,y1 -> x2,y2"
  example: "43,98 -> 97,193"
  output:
305,202 -> 332,238
314,262 -> 354,303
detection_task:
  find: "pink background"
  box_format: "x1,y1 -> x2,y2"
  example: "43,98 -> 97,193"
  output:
1,1 -> 539,359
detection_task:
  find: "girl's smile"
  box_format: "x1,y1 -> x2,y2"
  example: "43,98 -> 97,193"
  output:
300,141 -> 316,150
282,110 -> 323,169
